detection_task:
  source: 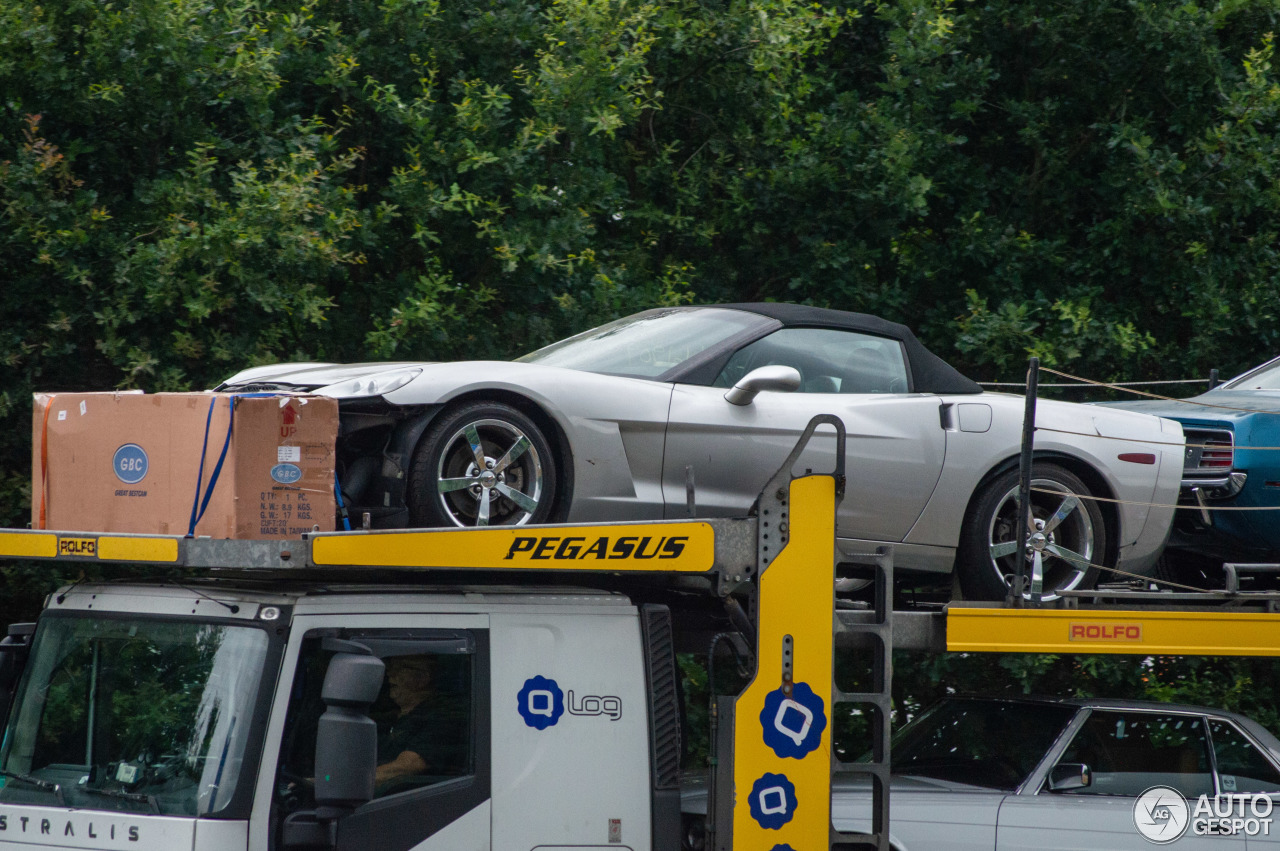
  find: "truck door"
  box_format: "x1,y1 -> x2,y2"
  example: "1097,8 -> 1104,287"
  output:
488,607 -> 656,850
259,616 -> 491,851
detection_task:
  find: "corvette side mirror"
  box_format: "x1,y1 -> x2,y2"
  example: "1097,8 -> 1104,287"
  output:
725,366 -> 802,406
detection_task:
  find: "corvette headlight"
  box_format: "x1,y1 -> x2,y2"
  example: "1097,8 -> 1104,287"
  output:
317,367 -> 422,399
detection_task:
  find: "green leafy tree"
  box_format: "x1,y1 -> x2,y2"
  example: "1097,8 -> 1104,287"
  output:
4,1 -> 1280,719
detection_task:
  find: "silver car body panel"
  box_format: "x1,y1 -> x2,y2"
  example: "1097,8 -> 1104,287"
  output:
995,793 -> 1247,850
663,386 -> 947,542
831,783 -> 1005,850
661,384 -> 1181,573
223,347 -> 1182,576
795,780 -> 1260,850
384,361 -> 675,522
901,394 -> 1183,573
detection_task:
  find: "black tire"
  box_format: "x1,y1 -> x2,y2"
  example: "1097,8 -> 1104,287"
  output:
407,401 -> 557,528
957,463 -> 1107,601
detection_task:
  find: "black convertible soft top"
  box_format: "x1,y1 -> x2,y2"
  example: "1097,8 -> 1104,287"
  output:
714,302 -> 983,396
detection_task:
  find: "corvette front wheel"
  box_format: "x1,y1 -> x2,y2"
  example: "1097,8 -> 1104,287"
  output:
408,402 -> 557,528
957,463 -> 1106,601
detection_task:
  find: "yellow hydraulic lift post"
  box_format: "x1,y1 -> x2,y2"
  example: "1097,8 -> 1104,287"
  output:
718,414 -> 890,851
730,472 -> 838,851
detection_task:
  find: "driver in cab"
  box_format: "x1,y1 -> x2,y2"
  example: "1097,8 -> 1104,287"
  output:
376,655 -> 466,788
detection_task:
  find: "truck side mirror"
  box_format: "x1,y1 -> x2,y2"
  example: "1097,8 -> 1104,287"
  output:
0,623 -> 36,726
1047,762 -> 1092,792
724,366 -> 802,406
283,646 -> 385,850
314,651 -> 385,814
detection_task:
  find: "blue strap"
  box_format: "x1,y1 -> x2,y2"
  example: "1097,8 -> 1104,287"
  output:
192,405 -> 236,533
187,400 -> 219,536
334,473 -> 352,531
188,393 -> 279,537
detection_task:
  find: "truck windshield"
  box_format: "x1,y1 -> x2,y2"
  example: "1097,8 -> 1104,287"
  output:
0,615 -> 269,816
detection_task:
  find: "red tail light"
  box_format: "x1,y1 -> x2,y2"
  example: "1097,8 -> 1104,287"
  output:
1200,436 -> 1234,469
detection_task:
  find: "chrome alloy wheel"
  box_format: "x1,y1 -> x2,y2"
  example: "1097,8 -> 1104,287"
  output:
986,477 -> 1095,600
435,418 -> 544,526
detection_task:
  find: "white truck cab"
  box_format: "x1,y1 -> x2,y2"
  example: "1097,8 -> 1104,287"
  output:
0,582 -> 679,851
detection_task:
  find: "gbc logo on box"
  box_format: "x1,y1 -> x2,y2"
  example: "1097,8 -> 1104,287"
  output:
112,444 -> 148,485
270,463 -> 302,484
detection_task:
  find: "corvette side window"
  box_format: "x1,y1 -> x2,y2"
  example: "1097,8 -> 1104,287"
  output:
1057,710 -> 1214,798
713,329 -> 909,394
1208,720 -> 1280,794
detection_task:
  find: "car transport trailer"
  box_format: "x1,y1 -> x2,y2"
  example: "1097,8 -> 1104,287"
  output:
0,417 -> 1277,851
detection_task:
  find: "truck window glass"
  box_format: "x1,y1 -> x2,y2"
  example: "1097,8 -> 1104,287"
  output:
0,615 -> 269,816
276,633 -> 474,815
1057,710 -> 1214,798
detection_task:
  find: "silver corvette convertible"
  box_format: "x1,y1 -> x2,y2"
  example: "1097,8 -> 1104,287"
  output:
218,303 -> 1182,599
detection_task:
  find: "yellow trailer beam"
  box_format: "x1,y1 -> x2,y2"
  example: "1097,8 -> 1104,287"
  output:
0,530 -> 179,563
311,521 -> 718,573
948,606 -> 1280,657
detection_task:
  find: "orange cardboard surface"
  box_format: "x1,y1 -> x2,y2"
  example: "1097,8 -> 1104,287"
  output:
33,392 -> 337,538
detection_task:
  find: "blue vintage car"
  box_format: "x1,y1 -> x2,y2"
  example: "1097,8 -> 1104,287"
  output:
1107,356 -> 1280,582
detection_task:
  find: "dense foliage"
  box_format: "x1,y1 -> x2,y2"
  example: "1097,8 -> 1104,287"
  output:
5,0 -> 1280,724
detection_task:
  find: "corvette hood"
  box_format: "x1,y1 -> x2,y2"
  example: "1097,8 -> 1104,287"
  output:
218,359 -> 661,410
218,361 -> 431,391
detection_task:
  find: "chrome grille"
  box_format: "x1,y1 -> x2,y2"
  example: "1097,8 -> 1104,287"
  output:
1183,428 -> 1234,476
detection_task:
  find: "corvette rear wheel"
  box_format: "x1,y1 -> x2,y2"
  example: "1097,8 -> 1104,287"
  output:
957,463 -> 1106,601
408,402 -> 557,528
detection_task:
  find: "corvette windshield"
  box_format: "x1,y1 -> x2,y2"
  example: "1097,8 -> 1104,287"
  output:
518,308 -> 768,378
0,615 -> 269,816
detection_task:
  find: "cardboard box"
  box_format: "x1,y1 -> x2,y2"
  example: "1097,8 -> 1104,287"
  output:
33,392 -> 338,538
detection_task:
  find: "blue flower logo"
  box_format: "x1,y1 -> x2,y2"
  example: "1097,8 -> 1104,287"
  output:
760,681 -> 827,758
749,772 -> 797,830
517,675 -> 564,729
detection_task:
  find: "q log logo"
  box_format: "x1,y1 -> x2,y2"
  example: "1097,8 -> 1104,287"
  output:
749,773 -> 798,830
761,681 -> 827,759
517,675 -> 565,730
